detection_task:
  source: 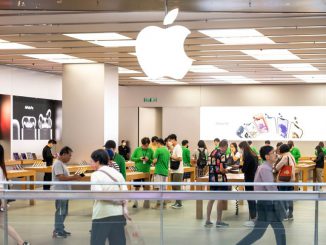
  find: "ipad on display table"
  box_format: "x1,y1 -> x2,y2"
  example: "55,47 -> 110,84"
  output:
21,153 -> 27,160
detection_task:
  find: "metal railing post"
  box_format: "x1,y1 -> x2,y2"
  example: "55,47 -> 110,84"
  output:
160,183 -> 164,245
314,184 -> 319,245
3,185 -> 8,245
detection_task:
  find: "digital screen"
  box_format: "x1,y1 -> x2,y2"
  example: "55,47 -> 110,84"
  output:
200,106 -> 326,141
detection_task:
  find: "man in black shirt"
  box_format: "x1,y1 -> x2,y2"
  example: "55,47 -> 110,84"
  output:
42,139 -> 57,190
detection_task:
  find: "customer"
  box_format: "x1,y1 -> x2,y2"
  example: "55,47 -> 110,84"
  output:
248,140 -> 259,156
194,140 -> 208,177
182,140 -> 191,180
314,145 -> 324,184
205,139 -> 229,228
118,140 -> 131,160
0,144 -> 31,245
288,140 -> 301,164
42,139 -> 57,190
275,144 -> 296,221
152,138 -> 170,209
228,142 -> 241,166
52,146 -> 82,238
265,140 -> 271,146
168,134 -> 184,209
130,137 -> 154,208
104,140 -> 126,179
236,145 -> 286,245
239,141 -> 258,227
90,149 -> 130,245
316,141 -> 326,155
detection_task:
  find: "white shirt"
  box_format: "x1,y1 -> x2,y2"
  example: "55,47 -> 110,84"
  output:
170,144 -> 184,174
0,168 -> 6,190
91,165 -> 127,220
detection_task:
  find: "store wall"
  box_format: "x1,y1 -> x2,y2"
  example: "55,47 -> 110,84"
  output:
0,65 -> 62,158
120,84 -> 326,156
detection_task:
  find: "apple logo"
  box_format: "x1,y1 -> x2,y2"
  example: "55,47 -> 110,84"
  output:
135,8 -> 193,80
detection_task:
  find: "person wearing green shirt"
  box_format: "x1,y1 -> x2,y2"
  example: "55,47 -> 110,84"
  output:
152,138 -> 170,209
130,137 -> 154,208
104,140 -> 126,179
182,140 -> 191,167
288,140 -> 301,164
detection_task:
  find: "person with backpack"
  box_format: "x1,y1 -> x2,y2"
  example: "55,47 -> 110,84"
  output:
239,141 -> 259,227
194,140 -> 208,177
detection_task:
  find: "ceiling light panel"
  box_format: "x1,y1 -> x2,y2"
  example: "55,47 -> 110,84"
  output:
294,75 -> 326,83
211,75 -> 260,84
270,63 -> 319,71
198,29 -> 275,45
64,32 -> 135,47
0,39 -> 34,49
24,54 -> 94,64
131,77 -> 187,85
189,65 -> 228,73
241,49 -> 300,60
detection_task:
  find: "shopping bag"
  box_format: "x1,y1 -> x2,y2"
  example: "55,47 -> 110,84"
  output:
125,221 -> 146,245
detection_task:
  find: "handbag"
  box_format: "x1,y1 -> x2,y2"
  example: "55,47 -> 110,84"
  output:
278,156 -> 292,182
170,160 -> 180,170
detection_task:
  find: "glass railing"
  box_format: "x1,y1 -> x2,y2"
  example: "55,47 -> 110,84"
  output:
0,181 -> 324,245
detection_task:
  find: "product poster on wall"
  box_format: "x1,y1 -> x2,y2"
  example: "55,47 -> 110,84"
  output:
12,96 -> 62,141
200,106 -> 326,141
0,94 -> 11,140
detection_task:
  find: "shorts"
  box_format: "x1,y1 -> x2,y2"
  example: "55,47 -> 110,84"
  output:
153,174 -> 168,190
133,178 -> 145,188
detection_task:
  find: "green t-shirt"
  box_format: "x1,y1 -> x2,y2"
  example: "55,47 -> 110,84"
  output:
114,153 -> 126,180
290,147 -> 301,164
215,146 -> 231,156
131,147 -> 154,173
182,146 -> 191,166
251,146 -> 259,156
153,147 -> 170,176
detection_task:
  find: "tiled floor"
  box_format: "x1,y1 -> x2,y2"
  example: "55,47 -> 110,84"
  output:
0,198 -> 324,245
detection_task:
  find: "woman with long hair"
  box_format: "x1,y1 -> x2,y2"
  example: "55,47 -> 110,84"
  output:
239,141 -> 258,227
0,144 -> 31,245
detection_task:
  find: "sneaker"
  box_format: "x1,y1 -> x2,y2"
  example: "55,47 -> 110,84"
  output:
22,242 -> 31,245
63,230 -> 71,236
52,231 -> 67,238
288,214 -> 294,221
243,220 -> 255,227
283,217 -> 289,222
132,201 -> 138,208
204,221 -> 213,228
216,221 -> 229,228
172,203 -> 183,209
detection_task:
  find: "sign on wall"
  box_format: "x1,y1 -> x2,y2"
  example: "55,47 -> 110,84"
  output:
200,106 -> 326,141
12,96 -> 62,141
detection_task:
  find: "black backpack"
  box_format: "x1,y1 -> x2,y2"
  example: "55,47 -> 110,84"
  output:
197,149 -> 207,168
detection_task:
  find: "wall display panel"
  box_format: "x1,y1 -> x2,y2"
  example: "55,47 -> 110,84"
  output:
200,106 -> 326,141
0,94 -> 11,140
12,96 -> 62,141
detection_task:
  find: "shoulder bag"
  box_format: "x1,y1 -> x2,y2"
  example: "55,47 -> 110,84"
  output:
278,156 -> 292,182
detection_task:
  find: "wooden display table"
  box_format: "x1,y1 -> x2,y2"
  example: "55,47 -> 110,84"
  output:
195,173 -> 244,219
7,170 -> 36,205
24,164 -> 94,173
296,163 -> 316,191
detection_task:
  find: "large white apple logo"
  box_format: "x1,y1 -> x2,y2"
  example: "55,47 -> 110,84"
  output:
136,8 -> 193,80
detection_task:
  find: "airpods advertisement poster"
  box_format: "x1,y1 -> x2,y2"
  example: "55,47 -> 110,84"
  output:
200,106 -> 326,141
12,96 -> 62,141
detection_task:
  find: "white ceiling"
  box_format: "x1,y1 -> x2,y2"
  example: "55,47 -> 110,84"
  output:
0,6 -> 326,85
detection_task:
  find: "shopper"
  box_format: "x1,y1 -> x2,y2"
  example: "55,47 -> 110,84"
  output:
288,140 -> 301,164
118,140 -> 131,160
168,134 -> 184,209
239,141 -> 258,227
52,146 -> 82,238
104,140 -> 126,179
130,137 -> 154,208
0,144 -> 31,245
182,140 -> 191,180
265,140 -> 271,146
152,138 -> 170,209
90,149 -> 131,245
228,142 -> 241,166
314,145 -> 324,184
205,139 -> 229,228
316,141 -> 326,156
42,139 -> 57,190
194,140 -> 208,177
236,145 -> 286,245
275,144 -> 296,221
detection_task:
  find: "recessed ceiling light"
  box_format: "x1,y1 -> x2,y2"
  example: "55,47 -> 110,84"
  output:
118,67 -> 141,74
64,32 -> 135,47
189,65 -> 228,73
24,54 -> 95,64
294,75 -> 326,83
270,63 -> 319,71
198,29 -> 275,45
241,49 -> 300,60
131,77 -> 187,85
211,75 -> 260,84
0,39 -> 34,49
